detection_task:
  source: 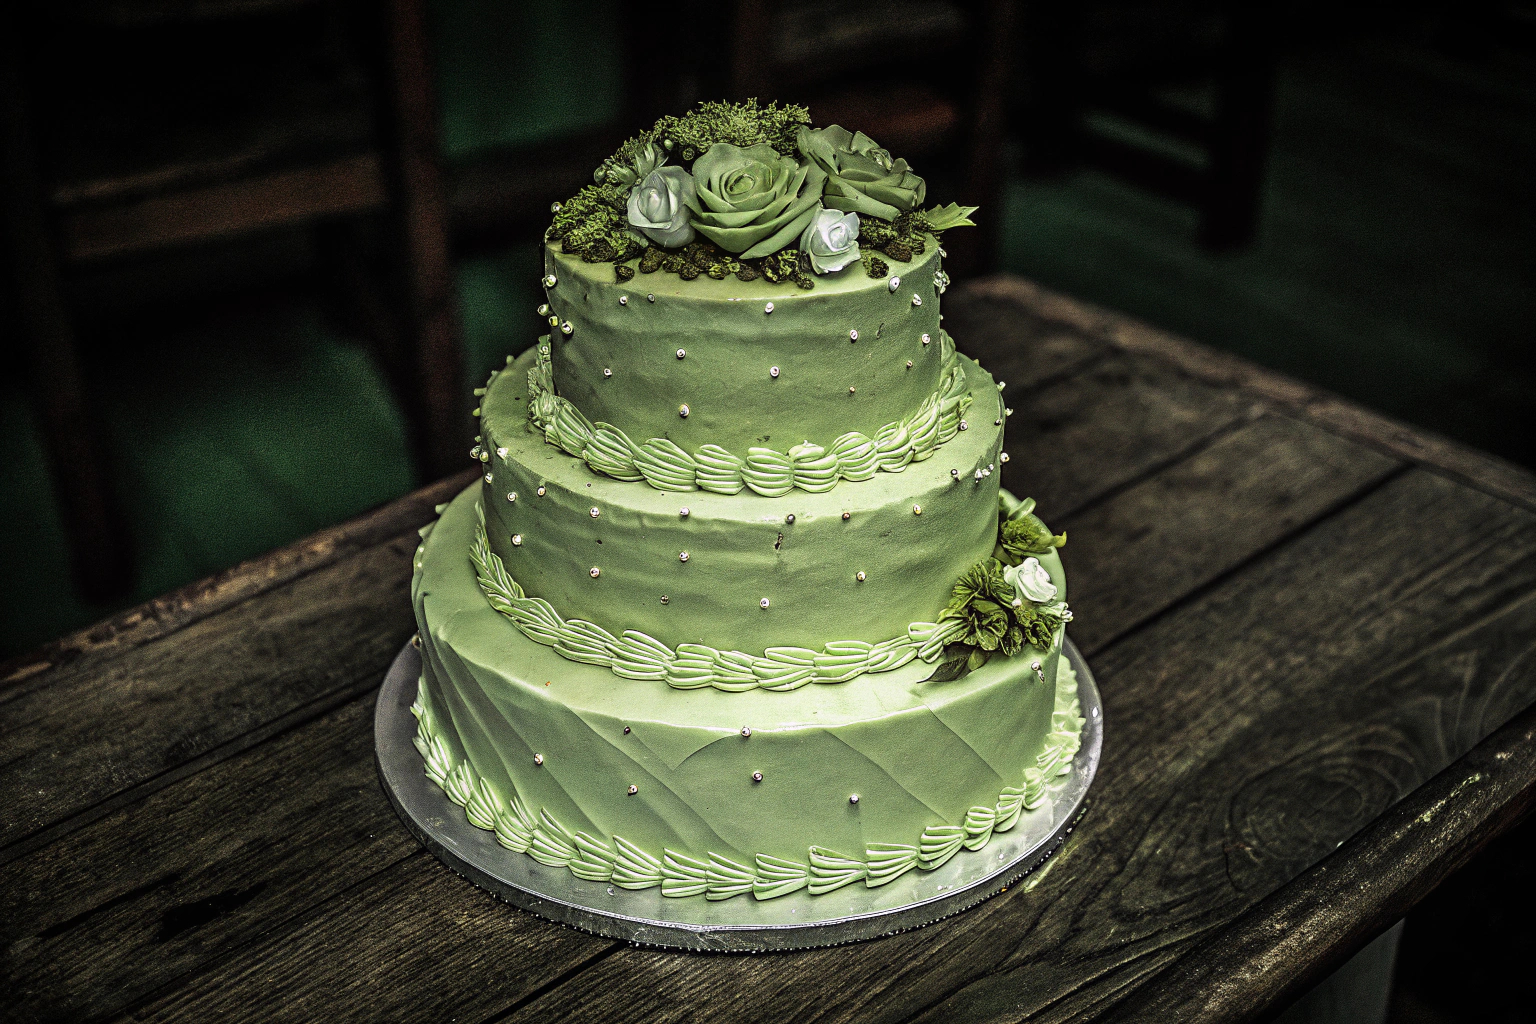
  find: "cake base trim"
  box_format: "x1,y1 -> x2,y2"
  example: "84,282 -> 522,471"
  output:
405,645 -> 1085,904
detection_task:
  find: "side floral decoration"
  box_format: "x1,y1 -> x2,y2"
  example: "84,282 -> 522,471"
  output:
547,99 -> 980,287
926,497 -> 1071,682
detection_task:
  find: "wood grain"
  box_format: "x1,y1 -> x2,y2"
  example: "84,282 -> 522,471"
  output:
479,470 -> 1536,1024
1095,699 -> 1536,1024
0,469 -> 474,695
991,351 -> 1254,520
0,345 -> 1366,1023
1059,412 -> 1401,653
0,530 -> 420,857
962,276 -> 1536,515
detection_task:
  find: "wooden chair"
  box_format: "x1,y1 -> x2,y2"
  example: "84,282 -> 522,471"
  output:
728,0 -> 1019,278
1017,0 -> 1276,250
0,0 -> 463,601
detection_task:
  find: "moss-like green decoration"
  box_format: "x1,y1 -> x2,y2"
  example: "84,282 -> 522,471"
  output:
549,99 -> 980,285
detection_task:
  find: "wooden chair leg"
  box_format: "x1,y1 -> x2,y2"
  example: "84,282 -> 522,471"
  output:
952,0 -> 1019,279
1200,5 -> 1275,251
381,0 -> 465,482
2,43 -> 133,602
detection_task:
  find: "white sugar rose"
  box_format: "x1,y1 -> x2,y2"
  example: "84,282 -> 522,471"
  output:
798,207 -> 860,274
627,166 -> 696,248
1004,557 -> 1057,607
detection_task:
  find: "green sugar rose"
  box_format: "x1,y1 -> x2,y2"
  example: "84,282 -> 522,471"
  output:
798,207 -> 860,274
797,125 -> 926,221
686,143 -> 827,258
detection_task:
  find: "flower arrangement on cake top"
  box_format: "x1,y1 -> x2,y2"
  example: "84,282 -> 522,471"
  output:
548,99 -> 979,288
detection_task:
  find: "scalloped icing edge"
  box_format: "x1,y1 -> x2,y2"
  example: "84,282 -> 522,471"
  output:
518,331 -> 974,495
410,658 -> 1085,902
471,502 -> 1069,692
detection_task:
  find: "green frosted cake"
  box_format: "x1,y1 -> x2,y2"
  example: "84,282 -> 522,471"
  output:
409,101 -> 1085,905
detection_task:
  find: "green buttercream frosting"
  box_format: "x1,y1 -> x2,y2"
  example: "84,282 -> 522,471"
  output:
410,486 -> 1084,900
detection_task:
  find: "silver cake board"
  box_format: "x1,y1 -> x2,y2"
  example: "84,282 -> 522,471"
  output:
374,638 -> 1102,952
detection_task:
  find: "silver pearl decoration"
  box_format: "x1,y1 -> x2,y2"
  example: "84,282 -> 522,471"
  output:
951,468 -> 959,477
676,348 -> 686,359
679,507 -> 690,517
785,514 -> 795,525
537,303 -> 550,316
543,274 -> 557,288
547,315 -> 560,328
849,794 -> 860,804
484,472 -> 493,484
995,418 -> 1002,426
959,420 -> 969,431
770,366 -> 780,378
478,449 -> 490,462
760,598 -> 771,608
679,551 -> 689,562
550,202 -> 562,214
660,595 -> 669,604
590,566 -> 601,577
624,726 -> 631,734
647,293 -> 656,303
912,295 -> 922,306
913,504 -> 922,515
469,445 -> 482,460
741,726 -> 752,738
752,771 -> 763,783
889,276 -> 901,292
856,571 -> 867,582
559,322 -> 574,336
533,753 -> 544,765
975,469 -> 984,482
1000,452 -> 1010,463
848,386 -> 856,395
497,446 -> 508,458
507,491 -> 517,502
842,511 -> 851,520
589,506 -> 600,518
906,360 -> 914,368
921,333 -> 931,345
604,368 -> 612,378
764,302 -> 774,314
679,404 -> 690,418
849,329 -> 858,341
512,533 -> 523,545
627,784 -> 638,795
619,295 -> 628,306
537,486 -> 546,496
998,381 -> 1006,390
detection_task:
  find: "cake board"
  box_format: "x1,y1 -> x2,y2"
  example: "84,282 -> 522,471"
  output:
374,638 -> 1102,952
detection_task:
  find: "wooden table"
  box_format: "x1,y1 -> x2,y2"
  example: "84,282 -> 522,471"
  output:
5,277 -> 1535,1023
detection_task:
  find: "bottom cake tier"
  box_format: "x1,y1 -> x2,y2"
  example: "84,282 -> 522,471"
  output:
410,484 -> 1085,901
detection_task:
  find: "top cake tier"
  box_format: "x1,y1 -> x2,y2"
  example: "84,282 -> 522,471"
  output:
541,240 -> 946,454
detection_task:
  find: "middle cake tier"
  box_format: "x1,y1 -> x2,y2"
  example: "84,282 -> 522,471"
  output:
478,346 -> 1018,654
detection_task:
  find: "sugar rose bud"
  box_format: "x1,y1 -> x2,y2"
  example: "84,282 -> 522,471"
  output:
798,207 -> 861,274
627,166 -> 697,248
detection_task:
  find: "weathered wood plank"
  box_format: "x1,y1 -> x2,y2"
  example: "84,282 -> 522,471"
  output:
942,292 -> 1108,394
963,277 -> 1536,515
0,360 -> 1374,1021
0,691 -> 606,1023
0,469 -> 474,695
482,470 -> 1536,1024
1060,413 -> 1401,653
989,351 -> 1256,520
1095,699 -> 1536,1024
122,854 -> 614,1024
0,529 -> 422,856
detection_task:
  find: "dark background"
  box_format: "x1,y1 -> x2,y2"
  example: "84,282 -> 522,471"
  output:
1,1 -> 1532,1021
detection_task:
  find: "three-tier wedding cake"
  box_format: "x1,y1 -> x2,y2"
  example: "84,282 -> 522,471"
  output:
408,101 -> 1084,907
